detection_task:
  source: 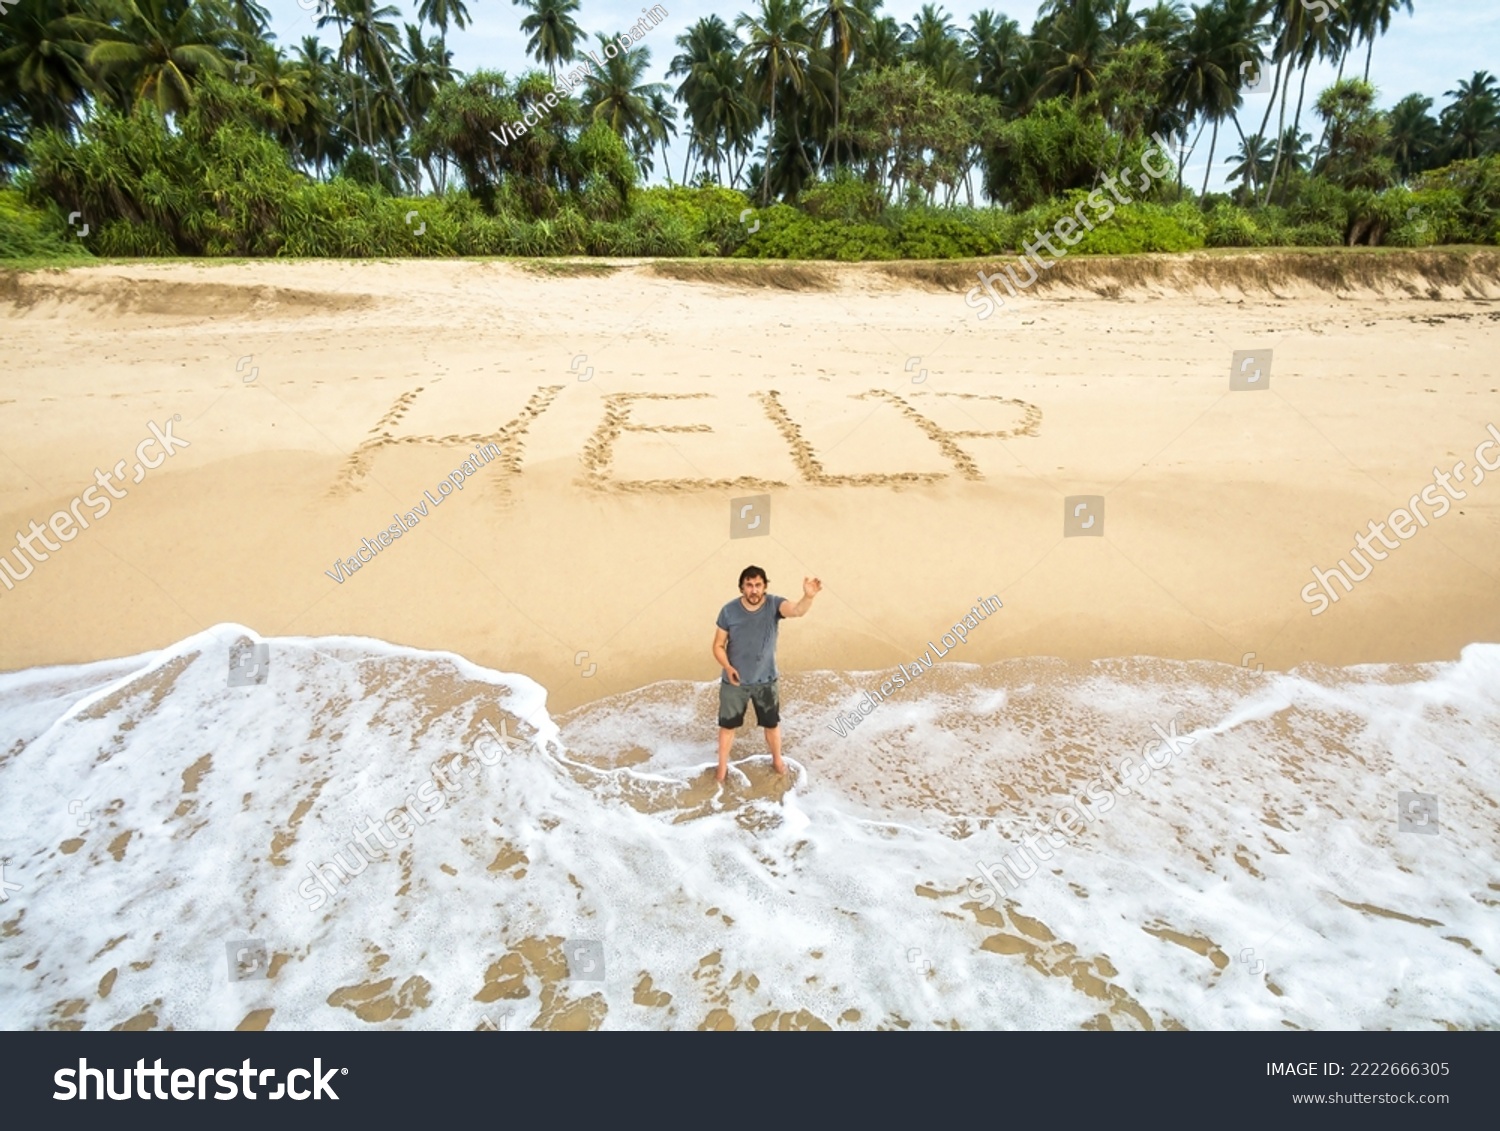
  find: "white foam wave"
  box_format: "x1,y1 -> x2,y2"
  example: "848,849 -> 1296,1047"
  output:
1,629 -> 1496,1030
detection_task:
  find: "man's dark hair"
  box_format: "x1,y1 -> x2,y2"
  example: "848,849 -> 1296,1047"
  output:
738,565 -> 768,589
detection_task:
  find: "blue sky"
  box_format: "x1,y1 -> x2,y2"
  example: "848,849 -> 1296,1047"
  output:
255,0 -> 1500,193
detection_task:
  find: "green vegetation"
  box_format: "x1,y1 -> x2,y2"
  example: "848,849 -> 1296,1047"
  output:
2,0 -> 1497,262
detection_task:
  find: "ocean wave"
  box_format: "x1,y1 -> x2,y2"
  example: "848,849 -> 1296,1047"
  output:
1,627 -> 1496,1030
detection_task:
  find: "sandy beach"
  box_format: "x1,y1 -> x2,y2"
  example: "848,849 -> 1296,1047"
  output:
2,253 -> 1499,706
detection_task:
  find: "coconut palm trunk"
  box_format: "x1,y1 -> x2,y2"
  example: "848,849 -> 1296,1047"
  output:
1260,56 -> 1294,206
1267,60 -> 1311,203
1200,118 -> 1220,199
762,80 -> 777,205
831,59 -> 841,174
1229,114 -> 1254,196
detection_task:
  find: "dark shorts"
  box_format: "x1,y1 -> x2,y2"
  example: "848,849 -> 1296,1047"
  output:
718,679 -> 780,729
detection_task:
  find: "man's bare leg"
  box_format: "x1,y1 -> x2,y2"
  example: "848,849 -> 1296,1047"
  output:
716,727 -> 736,782
764,726 -> 787,775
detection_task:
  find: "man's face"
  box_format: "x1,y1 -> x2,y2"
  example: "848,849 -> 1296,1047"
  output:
740,577 -> 766,605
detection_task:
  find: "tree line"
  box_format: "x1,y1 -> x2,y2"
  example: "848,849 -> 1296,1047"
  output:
2,0 -> 1497,259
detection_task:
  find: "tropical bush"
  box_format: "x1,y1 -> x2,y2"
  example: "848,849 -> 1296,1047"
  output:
1204,202 -> 1263,247
893,209 -> 1009,259
734,205 -> 899,260
798,174 -> 887,223
2,0 -> 1498,263
0,187 -> 93,259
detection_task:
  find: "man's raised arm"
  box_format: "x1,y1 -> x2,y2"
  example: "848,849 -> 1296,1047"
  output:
779,576 -> 823,618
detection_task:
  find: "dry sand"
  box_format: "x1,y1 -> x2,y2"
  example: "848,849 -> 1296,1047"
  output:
2,251 -> 1499,711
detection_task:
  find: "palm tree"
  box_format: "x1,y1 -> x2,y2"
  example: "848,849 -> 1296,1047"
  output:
1440,70 -> 1500,161
398,22 -> 457,189
0,0 -> 96,132
417,0 -> 471,36
966,9 -> 1020,102
514,0 -> 583,80
903,3 -> 962,76
668,15 -> 738,181
580,30 -> 669,159
737,0 -> 814,205
399,23 -> 456,121
1260,0 -> 1339,204
1137,0 -> 1189,46
213,0 -> 273,40
78,0 -> 233,117
1173,0 -> 1265,200
1101,0 -> 1140,49
324,0 -> 413,173
246,46 -> 314,125
1275,124 -> 1312,174
692,46 -> 759,184
1034,0 -> 1110,102
1384,92 -> 1440,179
644,89 -> 678,182
292,36 -> 346,178
1347,0 -> 1413,83
1225,129 -> 1273,196
810,0 -> 871,173
856,13 -> 905,73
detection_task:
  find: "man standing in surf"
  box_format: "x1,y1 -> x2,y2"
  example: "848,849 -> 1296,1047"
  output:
712,566 -> 822,783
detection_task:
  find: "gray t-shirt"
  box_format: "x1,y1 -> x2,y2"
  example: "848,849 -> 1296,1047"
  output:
716,594 -> 785,685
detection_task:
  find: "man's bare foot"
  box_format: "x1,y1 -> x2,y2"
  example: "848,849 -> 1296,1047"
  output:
772,757 -> 787,776
715,766 -> 727,783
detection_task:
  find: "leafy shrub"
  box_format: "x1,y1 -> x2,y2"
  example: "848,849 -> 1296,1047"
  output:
1204,202 -> 1262,247
1386,186 -> 1463,246
0,187 -> 93,259
338,151 -> 402,195
1413,155 -> 1500,244
1283,223 -> 1344,246
983,97 -> 1113,210
798,173 -> 886,223
1286,177 -> 1351,235
886,210 -> 999,258
1010,193 -> 1205,255
1076,204 -> 1203,253
94,218 -> 177,257
627,185 -> 752,255
734,206 -> 899,260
